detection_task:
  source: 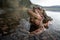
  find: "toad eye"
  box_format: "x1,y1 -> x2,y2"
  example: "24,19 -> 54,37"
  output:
34,17 -> 37,19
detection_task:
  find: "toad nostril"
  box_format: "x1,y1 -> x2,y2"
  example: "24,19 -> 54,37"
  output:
40,15 -> 43,18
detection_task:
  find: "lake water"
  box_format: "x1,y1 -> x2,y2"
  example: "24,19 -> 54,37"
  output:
46,11 -> 60,31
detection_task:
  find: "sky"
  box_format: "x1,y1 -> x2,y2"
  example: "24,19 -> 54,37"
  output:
30,0 -> 60,6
